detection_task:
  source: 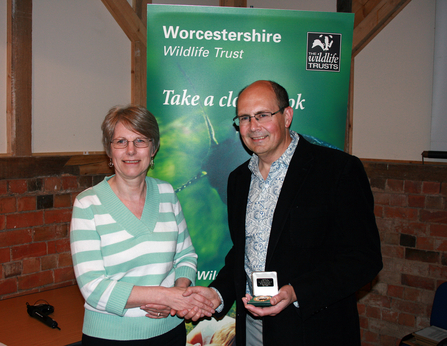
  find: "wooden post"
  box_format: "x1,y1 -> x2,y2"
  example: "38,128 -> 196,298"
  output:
132,0 -> 150,106
102,0 -> 148,106
219,0 -> 247,7
7,0 -> 32,157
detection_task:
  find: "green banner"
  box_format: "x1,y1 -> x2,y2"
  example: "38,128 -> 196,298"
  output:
147,4 -> 354,338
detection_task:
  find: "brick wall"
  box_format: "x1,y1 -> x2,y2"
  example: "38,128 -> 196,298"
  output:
360,161 -> 447,346
0,155 -> 110,298
0,157 -> 446,346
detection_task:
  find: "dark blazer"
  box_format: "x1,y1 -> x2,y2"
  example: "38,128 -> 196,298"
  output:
210,135 -> 382,346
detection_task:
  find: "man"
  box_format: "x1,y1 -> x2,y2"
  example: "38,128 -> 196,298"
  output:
182,80 -> 382,345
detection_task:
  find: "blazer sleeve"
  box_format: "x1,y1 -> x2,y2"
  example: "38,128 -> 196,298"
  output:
209,164 -> 249,317
288,153 -> 382,320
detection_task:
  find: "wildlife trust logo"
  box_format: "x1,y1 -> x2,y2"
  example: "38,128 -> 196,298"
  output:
306,32 -> 342,72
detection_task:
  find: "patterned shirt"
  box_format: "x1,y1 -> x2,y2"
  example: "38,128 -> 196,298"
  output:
245,131 -> 299,294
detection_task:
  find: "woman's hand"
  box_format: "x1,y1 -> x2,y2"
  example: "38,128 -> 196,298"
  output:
141,303 -> 172,319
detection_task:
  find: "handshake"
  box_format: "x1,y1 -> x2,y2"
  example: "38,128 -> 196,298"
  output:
140,285 -> 221,322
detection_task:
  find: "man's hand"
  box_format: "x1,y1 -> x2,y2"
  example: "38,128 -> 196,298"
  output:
177,286 -> 222,321
140,286 -> 215,320
242,284 -> 297,317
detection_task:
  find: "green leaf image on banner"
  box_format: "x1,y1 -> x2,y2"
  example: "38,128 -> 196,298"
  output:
146,4 -> 354,291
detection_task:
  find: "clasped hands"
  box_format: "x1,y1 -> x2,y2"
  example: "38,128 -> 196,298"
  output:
140,284 -> 296,321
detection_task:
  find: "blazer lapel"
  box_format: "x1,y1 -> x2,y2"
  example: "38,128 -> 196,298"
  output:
265,136 -> 315,267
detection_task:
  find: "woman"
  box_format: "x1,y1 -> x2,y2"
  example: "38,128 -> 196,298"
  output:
70,105 -> 213,345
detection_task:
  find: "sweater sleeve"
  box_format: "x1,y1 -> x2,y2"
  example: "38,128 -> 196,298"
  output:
70,190 -> 133,317
171,191 -> 198,285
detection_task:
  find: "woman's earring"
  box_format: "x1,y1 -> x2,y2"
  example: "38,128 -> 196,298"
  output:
149,157 -> 154,169
108,158 -> 114,168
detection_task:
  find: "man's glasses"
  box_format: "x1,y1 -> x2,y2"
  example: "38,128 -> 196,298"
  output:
233,107 -> 285,127
111,138 -> 152,149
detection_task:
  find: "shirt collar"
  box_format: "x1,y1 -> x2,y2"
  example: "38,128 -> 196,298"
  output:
248,131 -> 299,175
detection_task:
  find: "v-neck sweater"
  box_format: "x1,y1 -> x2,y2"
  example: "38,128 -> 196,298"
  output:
70,176 -> 197,340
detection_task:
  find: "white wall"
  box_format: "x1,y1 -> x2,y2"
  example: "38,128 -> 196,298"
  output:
352,0 -> 436,161
0,0 -> 439,161
32,0 -> 131,154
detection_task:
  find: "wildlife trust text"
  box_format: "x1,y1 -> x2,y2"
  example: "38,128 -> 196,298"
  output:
162,25 -> 282,59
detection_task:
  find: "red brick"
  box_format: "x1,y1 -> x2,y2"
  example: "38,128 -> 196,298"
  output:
408,222 -> 430,236
362,330 -> 379,343
374,205 -> 383,217
382,232 -> 399,245
420,210 -> 447,224
423,181 -> 441,195
48,239 -> 70,254
405,248 -> 439,263
55,238 -> 70,253
6,211 -> 44,229
4,262 -> 21,278
0,197 -> 17,214
417,237 -> 435,251
441,182 -> 447,196
431,224 -> 447,237
61,176 -> 78,191
398,312 -> 416,327
41,255 -> 58,270
44,177 -> 62,192
408,195 -> 425,208
44,208 -> 72,224
429,264 -> 447,279
47,241 -> 57,254
401,274 -> 435,290
0,229 -> 33,247
388,285 -> 404,298
380,335 -> 400,346
426,196 -> 445,210
382,309 -> 399,323
11,243 -> 47,261
18,271 -> 53,290
0,215 -> 5,230
0,248 -> 10,262
33,224 -> 68,242
389,194 -> 407,207
0,181 -> 7,195
373,192 -> 390,205
54,267 -> 75,283
358,315 -> 368,329
384,206 -> 418,221
405,180 -> 422,194
403,287 -> 422,301
54,194 -> 72,208
0,278 -> 18,296
366,306 -> 381,319
382,244 -> 404,258
381,244 -> 405,258
387,179 -> 404,192
17,196 -> 36,212
58,252 -> 73,267
391,298 -> 426,315
9,180 -> 28,194
23,258 -> 41,274
436,239 -> 447,252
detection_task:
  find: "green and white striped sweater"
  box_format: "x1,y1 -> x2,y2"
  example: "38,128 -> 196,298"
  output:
70,176 -> 197,340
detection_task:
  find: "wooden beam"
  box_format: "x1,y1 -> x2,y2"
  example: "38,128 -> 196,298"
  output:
101,0 -> 146,44
345,58 -> 355,154
131,0 -> 150,106
7,0 -> 32,157
219,0 -> 247,7
352,0 -> 412,57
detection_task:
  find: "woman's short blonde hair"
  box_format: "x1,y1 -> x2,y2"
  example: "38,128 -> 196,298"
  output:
101,104 -> 160,157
